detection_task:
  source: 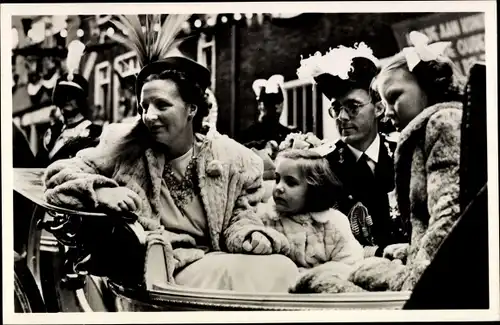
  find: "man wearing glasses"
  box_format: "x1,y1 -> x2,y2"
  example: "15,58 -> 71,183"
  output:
297,44 -> 406,258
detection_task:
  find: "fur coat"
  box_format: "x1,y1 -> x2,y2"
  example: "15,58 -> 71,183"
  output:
43,122 -> 290,281
350,101 -> 463,292
294,102 -> 463,293
259,200 -> 364,269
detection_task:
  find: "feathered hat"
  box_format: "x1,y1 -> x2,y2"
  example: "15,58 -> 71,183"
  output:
52,40 -> 89,106
296,42 -> 380,100
110,15 -> 211,113
252,74 -> 285,105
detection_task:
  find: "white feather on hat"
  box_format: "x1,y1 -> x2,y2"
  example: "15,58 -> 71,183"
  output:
296,42 -> 379,83
252,74 -> 285,99
66,40 -> 85,81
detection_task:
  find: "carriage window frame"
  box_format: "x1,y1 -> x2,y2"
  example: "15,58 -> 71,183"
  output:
112,50 -> 140,122
197,32 -> 216,92
94,61 -> 111,121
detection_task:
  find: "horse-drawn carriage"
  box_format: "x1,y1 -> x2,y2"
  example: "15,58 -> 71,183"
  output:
12,63 -> 488,312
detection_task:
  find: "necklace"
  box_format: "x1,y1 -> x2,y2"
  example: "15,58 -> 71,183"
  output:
162,141 -> 199,209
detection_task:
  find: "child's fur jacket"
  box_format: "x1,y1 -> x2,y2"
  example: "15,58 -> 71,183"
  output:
258,198 -> 366,293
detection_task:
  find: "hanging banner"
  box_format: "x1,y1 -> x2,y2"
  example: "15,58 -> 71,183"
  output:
392,12 -> 485,76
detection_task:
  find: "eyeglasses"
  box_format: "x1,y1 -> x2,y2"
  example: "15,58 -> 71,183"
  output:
328,99 -> 372,119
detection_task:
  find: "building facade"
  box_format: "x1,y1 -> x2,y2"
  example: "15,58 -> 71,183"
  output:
13,12 -> 484,152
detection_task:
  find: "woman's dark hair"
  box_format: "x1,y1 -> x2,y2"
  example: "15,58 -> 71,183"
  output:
276,149 -> 346,213
142,69 -> 212,133
109,70 -> 212,164
372,52 -> 465,106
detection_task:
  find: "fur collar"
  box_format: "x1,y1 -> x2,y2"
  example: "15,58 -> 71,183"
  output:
265,198 -> 339,224
394,101 -> 462,169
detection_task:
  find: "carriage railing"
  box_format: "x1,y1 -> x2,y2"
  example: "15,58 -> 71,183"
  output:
13,168 -> 411,311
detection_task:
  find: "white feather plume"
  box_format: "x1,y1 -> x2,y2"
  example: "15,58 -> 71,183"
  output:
252,74 -> 285,98
66,40 -> 85,79
296,42 -> 379,83
111,14 -> 191,68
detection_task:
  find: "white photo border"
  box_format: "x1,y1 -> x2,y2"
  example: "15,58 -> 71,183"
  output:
2,1 -> 498,323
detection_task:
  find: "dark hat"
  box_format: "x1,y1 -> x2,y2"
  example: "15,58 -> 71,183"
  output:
314,57 -> 379,100
258,87 -> 284,106
135,56 -> 211,102
52,72 -> 89,105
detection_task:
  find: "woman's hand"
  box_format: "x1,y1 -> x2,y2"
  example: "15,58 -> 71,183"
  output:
383,243 -> 410,262
95,187 -> 142,212
242,232 -> 272,254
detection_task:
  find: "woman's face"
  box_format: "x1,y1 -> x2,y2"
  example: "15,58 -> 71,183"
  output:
273,157 -> 307,214
377,68 -> 428,131
140,79 -> 194,147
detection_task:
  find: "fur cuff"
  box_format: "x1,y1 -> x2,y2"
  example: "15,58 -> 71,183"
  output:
290,262 -> 365,294
393,260 -> 431,291
225,225 -> 290,255
350,257 -> 406,291
44,173 -> 119,209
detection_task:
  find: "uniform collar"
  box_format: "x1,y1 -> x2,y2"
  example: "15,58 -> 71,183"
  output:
347,134 -> 380,163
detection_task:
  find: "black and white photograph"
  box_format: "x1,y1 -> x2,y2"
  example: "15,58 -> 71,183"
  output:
2,1 -> 498,323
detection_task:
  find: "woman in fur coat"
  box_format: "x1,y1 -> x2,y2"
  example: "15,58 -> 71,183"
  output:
295,32 -> 466,293
43,15 -> 298,293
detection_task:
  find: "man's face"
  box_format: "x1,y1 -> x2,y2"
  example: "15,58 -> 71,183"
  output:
333,89 -> 383,148
58,98 -> 81,119
257,101 -> 283,123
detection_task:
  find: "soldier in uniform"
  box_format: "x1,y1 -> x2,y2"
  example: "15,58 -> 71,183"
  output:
35,41 -> 102,167
296,43 -> 408,258
240,75 -> 297,150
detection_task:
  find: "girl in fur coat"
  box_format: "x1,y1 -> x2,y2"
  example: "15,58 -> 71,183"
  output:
295,31 -> 466,293
257,149 -> 366,293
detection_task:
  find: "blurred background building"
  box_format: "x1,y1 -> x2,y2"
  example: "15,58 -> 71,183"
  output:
11,12 -> 485,153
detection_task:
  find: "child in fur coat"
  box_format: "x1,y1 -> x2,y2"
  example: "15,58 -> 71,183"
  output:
258,149 -> 366,293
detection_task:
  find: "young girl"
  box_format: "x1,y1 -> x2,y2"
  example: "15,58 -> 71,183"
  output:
330,31 -> 465,293
258,149 -> 366,293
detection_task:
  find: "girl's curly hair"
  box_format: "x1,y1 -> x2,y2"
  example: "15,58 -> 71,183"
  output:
276,149 -> 346,213
371,52 -> 466,106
